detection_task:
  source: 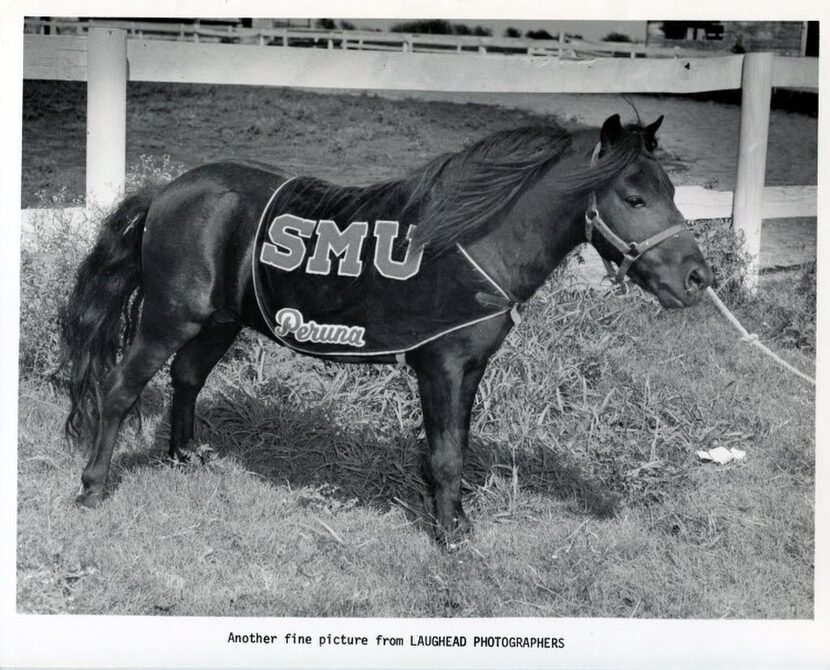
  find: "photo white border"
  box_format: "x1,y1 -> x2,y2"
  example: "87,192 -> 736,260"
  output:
1,0 -> 827,667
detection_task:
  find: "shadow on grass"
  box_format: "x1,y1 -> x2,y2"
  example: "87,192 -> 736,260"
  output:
112,383 -> 618,523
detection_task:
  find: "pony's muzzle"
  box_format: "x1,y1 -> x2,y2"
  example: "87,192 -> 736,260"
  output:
684,263 -> 712,296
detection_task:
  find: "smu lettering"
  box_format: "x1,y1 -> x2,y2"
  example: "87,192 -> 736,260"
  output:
259,214 -> 424,280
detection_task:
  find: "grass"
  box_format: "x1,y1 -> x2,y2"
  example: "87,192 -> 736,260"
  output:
17,83 -> 815,618
16,266 -> 815,617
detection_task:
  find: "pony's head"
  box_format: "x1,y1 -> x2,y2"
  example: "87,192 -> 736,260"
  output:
589,114 -> 712,308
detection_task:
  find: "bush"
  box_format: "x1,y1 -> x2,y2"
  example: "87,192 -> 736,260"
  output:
688,218 -> 816,352
688,218 -> 750,301
389,20 -> 490,36
126,154 -> 185,192
525,29 -> 555,40
602,32 -> 632,42
390,20 -> 453,35
19,156 -> 184,380
20,199 -> 95,378
745,263 -> 816,352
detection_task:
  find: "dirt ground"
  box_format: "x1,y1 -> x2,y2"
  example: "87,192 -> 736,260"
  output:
21,81 -> 817,267
360,90 -> 817,190
352,89 -> 818,269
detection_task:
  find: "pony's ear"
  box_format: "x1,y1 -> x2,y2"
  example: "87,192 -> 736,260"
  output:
644,115 -> 664,152
600,114 -> 624,151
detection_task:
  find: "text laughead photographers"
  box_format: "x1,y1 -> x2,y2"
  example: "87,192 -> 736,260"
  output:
227,632 -> 565,648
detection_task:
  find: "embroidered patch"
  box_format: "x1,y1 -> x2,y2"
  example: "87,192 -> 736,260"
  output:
274,308 -> 366,348
259,214 -> 425,281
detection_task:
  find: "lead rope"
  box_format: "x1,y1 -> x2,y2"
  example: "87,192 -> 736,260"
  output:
705,286 -> 815,387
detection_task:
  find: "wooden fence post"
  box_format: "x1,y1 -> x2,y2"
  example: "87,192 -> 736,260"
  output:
86,27 -> 127,208
733,52 -> 773,292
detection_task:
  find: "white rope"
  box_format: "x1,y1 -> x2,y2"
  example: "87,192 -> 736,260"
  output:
706,286 -> 815,387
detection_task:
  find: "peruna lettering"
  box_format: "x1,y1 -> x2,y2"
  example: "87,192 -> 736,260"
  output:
275,308 -> 366,347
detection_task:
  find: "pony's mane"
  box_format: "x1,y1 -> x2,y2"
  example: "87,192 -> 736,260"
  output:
286,121 -> 654,255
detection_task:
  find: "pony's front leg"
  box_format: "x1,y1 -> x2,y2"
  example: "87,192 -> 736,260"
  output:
412,348 -> 488,543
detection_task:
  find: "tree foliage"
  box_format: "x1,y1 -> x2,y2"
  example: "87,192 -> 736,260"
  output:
602,31 -> 632,42
525,29 -> 554,40
389,19 -> 491,36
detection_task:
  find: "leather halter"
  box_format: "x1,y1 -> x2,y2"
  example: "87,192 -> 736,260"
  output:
584,142 -> 687,285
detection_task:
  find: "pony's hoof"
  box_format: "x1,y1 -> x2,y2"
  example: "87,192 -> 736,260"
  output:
169,443 -> 213,465
168,449 -> 191,465
436,515 -> 474,549
75,489 -> 106,509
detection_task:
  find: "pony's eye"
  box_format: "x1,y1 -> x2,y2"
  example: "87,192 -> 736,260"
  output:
625,196 -> 646,208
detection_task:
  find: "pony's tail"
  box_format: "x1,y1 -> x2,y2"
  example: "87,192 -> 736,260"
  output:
56,187 -> 159,443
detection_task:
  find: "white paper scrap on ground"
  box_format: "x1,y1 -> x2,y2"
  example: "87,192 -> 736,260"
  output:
697,447 -> 747,464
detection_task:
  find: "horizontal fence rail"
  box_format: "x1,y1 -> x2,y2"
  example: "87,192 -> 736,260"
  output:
21,30 -> 819,286
25,18 -> 733,60
23,34 -> 817,93
21,185 -> 817,234
23,34 -> 755,92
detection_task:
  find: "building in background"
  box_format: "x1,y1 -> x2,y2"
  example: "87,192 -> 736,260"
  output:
646,21 -> 818,56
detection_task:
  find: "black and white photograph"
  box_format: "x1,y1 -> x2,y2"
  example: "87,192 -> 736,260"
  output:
0,1 -> 827,667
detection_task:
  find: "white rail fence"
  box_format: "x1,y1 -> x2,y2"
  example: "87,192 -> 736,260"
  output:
22,28 -> 818,287
25,18 -> 729,60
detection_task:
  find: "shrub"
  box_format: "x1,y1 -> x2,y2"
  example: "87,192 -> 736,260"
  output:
390,20 -> 453,35
687,218 -> 750,301
389,20 -> 490,36
745,263 -> 816,352
18,215 -> 87,376
688,218 -> 816,352
525,29 -> 555,40
602,32 -> 632,43
126,154 -> 185,191
20,156 -> 184,381
20,200 -> 96,378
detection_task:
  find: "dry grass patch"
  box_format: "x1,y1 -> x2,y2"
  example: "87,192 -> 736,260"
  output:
17,261 -> 814,617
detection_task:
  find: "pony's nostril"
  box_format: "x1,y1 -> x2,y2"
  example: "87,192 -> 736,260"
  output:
685,266 -> 710,293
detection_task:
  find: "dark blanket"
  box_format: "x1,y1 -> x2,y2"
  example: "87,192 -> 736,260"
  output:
252,177 -> 514,357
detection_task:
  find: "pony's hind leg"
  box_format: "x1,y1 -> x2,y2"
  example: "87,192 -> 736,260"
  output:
169,317 -> 241,460
77,320 -> 203,507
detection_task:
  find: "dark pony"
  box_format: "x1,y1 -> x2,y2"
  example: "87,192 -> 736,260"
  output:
58,113 -> 711,542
